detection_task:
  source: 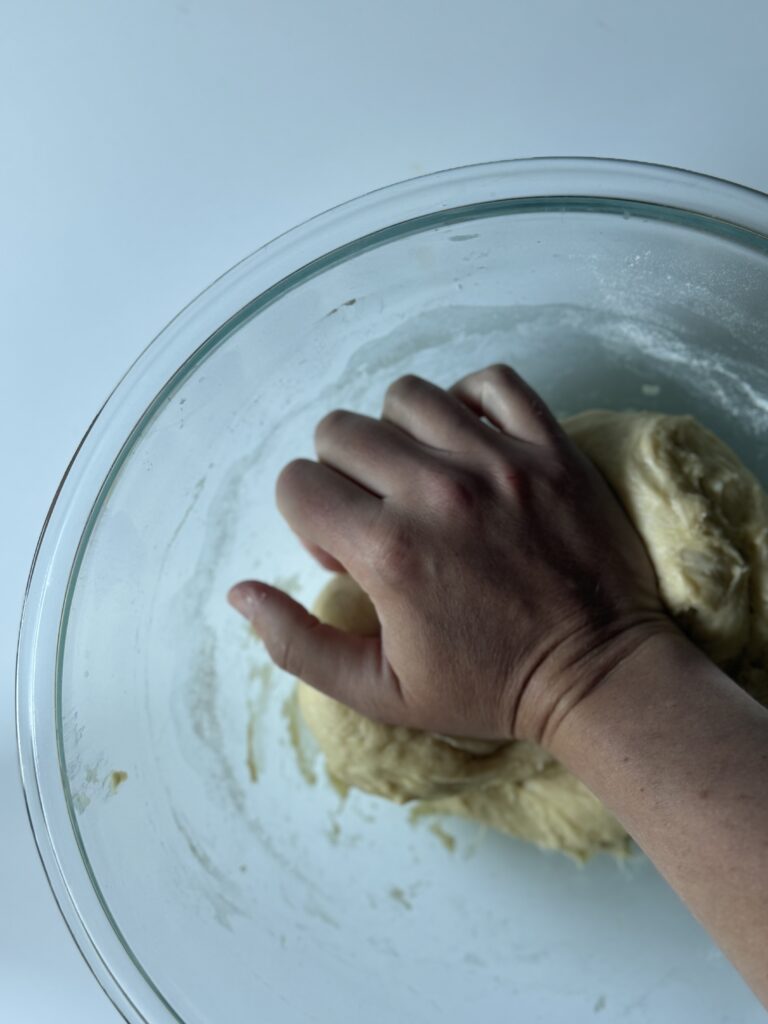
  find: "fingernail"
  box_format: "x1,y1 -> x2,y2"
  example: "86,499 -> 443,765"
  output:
227,582 -> 266,620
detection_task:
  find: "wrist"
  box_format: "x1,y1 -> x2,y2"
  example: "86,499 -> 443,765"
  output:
540,626 -> 711,766
514,615 -> 690,754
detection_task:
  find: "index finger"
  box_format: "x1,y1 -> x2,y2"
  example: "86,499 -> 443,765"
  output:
276,458 -> 382,575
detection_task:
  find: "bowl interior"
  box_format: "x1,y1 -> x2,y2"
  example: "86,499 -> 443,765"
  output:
59,200 -> 768,1022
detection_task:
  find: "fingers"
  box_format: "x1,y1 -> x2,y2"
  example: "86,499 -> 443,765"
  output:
277,365 -> 558,578
227,581 -> 404,722
314,410 -> 435,497
382,374 -> 492,452
449,364 -> 563,446
276,458 -> 381,573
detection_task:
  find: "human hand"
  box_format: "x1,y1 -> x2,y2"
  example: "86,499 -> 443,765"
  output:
229,364 -> 674,748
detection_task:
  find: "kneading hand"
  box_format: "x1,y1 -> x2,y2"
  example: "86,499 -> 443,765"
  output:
229,364 -> 674,747
230,364 -> 768,1008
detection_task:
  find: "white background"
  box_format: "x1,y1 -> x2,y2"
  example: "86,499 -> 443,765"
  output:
2,1 -> 768,1020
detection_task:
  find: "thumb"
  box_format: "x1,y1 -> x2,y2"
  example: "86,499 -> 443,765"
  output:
227,580 -> 401,721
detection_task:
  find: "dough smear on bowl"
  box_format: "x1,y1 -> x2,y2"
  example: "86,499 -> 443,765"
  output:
297,411 -> 768,859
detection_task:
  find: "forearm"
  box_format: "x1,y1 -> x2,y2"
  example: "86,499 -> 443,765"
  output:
550,632 -> 768,1006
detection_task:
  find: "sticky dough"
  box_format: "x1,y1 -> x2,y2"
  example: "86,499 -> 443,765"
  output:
297,411 -> 768,859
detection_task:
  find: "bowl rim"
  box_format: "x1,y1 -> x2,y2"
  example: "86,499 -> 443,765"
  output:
15,156 -> 768,1024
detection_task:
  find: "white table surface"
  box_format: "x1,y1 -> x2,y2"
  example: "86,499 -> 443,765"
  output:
3,2 -> 768,1020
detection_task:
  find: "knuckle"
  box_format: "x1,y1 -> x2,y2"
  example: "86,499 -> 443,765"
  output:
276,458 -> 313,499
374,520 -> 419,583
545,451 -> 580,495
315,408 -> 353,445
384,373 -> 422,407
499,467 -> 529,500
269,618 -> 320,680
484,363 -> 518,386
269,630 -> 298,675
424,469 -> 480,514
487,456 -> 530,500
529,397 -> 559,435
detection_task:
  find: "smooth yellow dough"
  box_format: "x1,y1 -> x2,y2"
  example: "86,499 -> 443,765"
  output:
297,411 -> 768,859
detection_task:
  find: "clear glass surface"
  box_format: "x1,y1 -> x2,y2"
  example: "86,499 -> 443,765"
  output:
17,159 -> 768,1023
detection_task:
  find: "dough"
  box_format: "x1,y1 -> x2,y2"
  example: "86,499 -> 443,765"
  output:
297,411 -> 768,859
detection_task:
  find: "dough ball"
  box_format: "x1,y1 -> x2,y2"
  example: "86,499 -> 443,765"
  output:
296,411 -> 768,858
567,411 -> 768,700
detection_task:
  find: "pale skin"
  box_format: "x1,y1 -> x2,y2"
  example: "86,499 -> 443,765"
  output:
228,364 -> 768,1007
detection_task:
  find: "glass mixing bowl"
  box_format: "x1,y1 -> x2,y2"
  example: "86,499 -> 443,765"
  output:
17,159 -> 768,1023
